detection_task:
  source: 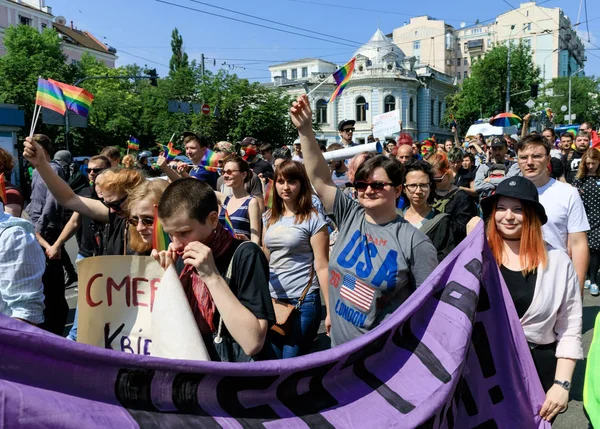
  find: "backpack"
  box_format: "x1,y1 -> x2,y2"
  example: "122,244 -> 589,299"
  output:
431,188 -> 459,214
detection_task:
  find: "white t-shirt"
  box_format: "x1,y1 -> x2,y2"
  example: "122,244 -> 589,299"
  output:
537,178 -> 589,252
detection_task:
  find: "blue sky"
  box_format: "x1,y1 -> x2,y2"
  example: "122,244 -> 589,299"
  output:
49,0 -> 599,80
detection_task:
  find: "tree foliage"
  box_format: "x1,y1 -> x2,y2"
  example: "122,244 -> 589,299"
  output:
445,42 -> 540,133
169,28 -> 189,75
539,75 -> 600,125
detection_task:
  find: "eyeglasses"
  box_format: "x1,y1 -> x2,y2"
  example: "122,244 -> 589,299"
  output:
128,216 -> 154,227
353,181 -> 394,191
88,168 -> 106,173
433,173 -> 447,183
404,183 -> 431,192
222,169 -> 241,175
102,195 -> 128,211
342,128 -> 355,133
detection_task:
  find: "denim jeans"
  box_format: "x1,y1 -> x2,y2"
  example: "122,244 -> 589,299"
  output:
266,290 -> 322,359
66,254 -> 85,341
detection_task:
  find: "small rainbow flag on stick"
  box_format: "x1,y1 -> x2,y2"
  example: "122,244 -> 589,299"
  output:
264,179 -> 274,209
223,209 -> 235,237
152,205 -> 171,252
200,149 -> 220,172
128,136 -> 140,151
165,142 -> 181,161
35,78 -> 66,115
328,58 -> 356,103
48,79 -> 94,117
0,173 -> 7,205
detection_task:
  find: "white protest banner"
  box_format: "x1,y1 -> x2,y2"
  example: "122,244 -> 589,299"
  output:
372,109 -> 400,140
77,256 -> 208,360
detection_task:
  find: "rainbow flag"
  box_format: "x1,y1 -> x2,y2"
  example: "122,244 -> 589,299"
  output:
164,142 -> 181,161
264,179 -> 274,209
200,149 -> 220,172
544,107 -> 554,121
48,79 -> 94,117
0,173 -> 6,205
152,205 -> 171,252
328,58 -> 356,103
35,78 -> 66,115
223,209 -> 235,237
128,136 -> 140,151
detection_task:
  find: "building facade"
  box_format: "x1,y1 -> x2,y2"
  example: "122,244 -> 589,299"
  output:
268,30 -> 456,145
0,0 -> 117,67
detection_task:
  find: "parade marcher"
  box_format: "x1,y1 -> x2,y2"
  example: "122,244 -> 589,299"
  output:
262,160 -> 330,358
24,134 -> 67,335
0,147 -> 24,217
395,143 -> 414,165
564,131 -> 591,184
474,137 -> 518,199
474,177 -> 582,422
127,179 -> 169,255
290,94 -> 438,346
292,140 -> 304,163
259,143 -> 274,165
153,178 -> 275,361
121,154 -> 135,169
273,147 -> 292,169
137,151 -> 160,178
217,154 -> 261,244
0,198 -> 45,325
580,121 -> 600,149
402,160 -> 455,261
338,119 -> 357,147
516,134 -> 589,292
444,139 -> 454,152
385,140 -> 396,157
453,151 -> 477,197
178,132 -> 219,189
344,152 -> 374,201
572,148 -> 600,296
239,136 -> 274,181
327,143 -> 349,190
428,152 -> 478,244
99,146 -> 121,168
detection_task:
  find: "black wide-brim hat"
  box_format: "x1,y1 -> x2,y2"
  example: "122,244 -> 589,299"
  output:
480,177 -> 548,225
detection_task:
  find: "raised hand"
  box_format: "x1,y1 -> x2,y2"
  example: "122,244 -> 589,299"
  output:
23,136 -> 47,168
289,94 -> 313,132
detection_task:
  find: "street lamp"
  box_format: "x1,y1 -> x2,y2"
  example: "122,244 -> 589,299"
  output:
568,67 -> 584,123
542,48 -> 559,83
505,25 -> 515,112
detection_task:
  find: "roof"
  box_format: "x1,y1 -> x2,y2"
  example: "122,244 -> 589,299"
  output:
53,23 -> 115,55
353,29 -> 406,68
269,57 -> 338,68
7,0 -> 52,16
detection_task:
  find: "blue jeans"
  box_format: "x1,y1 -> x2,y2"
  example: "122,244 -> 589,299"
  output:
66,254 -> 85,341
266,290 -> 322,359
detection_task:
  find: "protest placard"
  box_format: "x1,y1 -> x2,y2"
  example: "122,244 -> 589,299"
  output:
372,109 -> 400,140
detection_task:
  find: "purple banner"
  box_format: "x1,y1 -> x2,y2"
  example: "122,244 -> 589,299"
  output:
0,223 -> 549,428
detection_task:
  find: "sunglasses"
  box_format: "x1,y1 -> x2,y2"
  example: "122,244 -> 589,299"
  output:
88,168 -> 106,173
342,128 -> 355,133
128,216 -> 154,227
353,181 -> 394,191
222,169 -> 241,175
102,195 -> 128,211
433,173 -> 447,183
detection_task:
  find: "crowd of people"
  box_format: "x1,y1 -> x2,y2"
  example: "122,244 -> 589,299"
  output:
1,94 -> 599,422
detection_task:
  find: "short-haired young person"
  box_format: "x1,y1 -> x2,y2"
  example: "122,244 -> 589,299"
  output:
290,94 -> 437,347
515,134 -> 589,292
99,146 -> 121,168
181,133 -> 219,189
153,178 -> 274,361
564,131 -> 591,184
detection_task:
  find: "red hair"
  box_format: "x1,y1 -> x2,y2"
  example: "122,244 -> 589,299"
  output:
427,152 -> 450,175
486,199 -> 547,274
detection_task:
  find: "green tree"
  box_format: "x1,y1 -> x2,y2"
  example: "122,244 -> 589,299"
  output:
445,41 -> 540,133
539,75 -> 600,125
169,28 -> 189,75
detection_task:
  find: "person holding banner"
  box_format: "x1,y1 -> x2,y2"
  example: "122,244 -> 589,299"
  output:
474,176 -> 583,422
262,160 -> 330,358
153,178 -> 275,361
290,94 -> 438,347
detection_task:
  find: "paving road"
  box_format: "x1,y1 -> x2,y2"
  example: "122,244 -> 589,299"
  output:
63,237 -> 599,426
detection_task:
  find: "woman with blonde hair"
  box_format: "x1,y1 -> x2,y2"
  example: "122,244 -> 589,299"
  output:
573,148 -> 600,295
121,154 -> 135,169
127,180 -> 169,255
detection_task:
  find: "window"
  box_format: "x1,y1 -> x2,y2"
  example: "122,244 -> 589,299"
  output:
457,72 -> 461,80
291,68 -> 298,79
281,70 -> 287,79
415,31 -> 418,36
384,95 -> 395,113
463,57 -> 468,66
409,97 -> 415,122
316,99 -> 327,124
456,58 -> 461,66
356,96 -> 367,122
487,38 -> 492,47
41,23 -> 47,29
19,15 -> 32,26
413,41 -> 420,50
464,71 -> 468,79
301,67 -> 308,78
438,101 -> 442,125
523,23 -> 531,32
430,100 -> 435,125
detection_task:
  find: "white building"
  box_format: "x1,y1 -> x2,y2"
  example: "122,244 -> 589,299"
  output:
268,29 -> 456,144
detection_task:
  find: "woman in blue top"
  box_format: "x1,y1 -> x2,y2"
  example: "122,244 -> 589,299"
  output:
217,154 -> 261,244
262,160 -> 330,358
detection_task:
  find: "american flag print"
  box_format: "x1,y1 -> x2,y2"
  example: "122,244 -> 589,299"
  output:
341,274 -> 375,312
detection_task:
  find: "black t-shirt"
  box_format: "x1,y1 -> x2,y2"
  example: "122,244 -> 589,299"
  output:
423,212 -> 456,262
433,188 -> 478,244
176,240 -> 275,361
564,150 -> 584,184
453,167 -> 476,188
76,186 -> 104,257
250,158 -> 274,181
102,211 -> 131,256
500,266 -> 537,318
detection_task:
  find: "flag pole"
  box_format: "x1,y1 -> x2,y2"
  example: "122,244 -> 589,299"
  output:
305,74 -> 333,98
29,105 -> 41,137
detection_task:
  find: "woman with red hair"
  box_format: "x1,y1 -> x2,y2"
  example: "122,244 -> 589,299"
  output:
475,176 -> 582,422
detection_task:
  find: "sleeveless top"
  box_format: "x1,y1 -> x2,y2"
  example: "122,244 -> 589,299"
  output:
219,196 -> 252,238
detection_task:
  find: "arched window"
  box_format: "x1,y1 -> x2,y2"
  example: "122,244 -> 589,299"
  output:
409,97 -> 415,122
384,95 -> 396,113
316,99 -> 328,124
356,96 -> 367,122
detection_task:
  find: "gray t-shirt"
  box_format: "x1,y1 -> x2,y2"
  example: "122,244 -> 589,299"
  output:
263,211 -> 327,299
329,189 -> 438,347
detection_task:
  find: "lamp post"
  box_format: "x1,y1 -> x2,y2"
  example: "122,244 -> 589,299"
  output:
542,48 -> 559,83
505,25 -> 515,112
568,67 -> 584,123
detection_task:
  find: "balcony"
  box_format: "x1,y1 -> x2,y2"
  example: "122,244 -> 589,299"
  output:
467,39 -> 484,51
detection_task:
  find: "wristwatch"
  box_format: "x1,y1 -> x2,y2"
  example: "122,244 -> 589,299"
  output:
553,379 -> 571,391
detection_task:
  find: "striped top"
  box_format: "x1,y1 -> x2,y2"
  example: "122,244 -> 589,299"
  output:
219,196 -> 252,238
